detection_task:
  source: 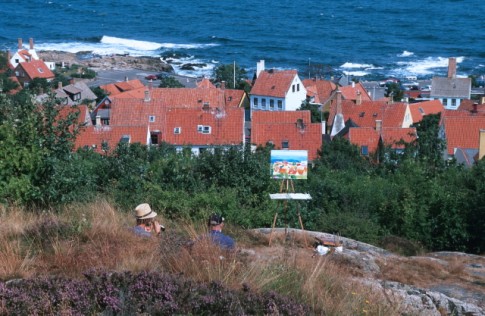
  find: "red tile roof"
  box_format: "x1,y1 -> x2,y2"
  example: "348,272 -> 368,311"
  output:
164,107 -> 244,145
100,79 -> 145,96
302,79 -> 337,104
409,100 -> 444,123
251,70 -> 298,98
441,116 -> 485,155
251,111 -> 322,160
16,60 -> 54,80
348,127 -> 380,153
339,82 -> 372,102
381,127 -> 417,149
75,125 -> 148,153
330,100 -> 408,129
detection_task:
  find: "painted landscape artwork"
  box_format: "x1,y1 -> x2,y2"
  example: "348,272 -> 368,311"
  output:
270,150 -> 308,180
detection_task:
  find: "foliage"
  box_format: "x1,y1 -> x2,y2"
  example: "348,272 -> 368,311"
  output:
158,76 -> 184,88
298,100 -> 323,123
71,68 -> 96,79
385,82 -> 404,101
91,86 -> 108,103
0,73 -> 19,93
26,77 -> 49,94
212,63 -> 249,91
0,271 -> 309,315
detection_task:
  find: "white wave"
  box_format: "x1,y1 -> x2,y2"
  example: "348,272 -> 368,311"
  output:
397,56 -> 465,75
101,35 -> 161,51
342,70 -> 370,77
340,62 -> 374,69
398,51 -> 414,57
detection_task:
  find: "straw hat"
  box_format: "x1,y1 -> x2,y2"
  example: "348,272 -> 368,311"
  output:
134,203 -> 157,220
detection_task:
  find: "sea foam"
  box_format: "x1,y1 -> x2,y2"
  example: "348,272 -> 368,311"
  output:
396,56 -> 465,76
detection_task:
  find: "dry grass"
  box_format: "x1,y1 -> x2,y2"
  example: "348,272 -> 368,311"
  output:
0,201 -> 402,315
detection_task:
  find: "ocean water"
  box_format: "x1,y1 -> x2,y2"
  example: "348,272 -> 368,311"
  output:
1,0 -> 484,80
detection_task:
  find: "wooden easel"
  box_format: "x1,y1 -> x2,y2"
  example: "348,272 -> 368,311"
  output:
268,178 -> 309,246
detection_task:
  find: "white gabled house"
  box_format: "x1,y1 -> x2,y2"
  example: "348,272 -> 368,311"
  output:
249,60 -> 307,116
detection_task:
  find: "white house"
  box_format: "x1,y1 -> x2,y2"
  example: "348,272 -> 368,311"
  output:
8,38 -> 40,69
430,57 -> 471,110
250,60 -> 307,116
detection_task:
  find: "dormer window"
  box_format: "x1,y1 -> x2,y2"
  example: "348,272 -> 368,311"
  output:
38,68 -> 43,73
174,127 -> 181,134
149,115 -> 155,122
197,125 -> 211,134
120,135 -> 131,143
282,140 -> 289,149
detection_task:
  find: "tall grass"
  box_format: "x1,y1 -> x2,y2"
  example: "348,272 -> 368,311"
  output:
0,200 -> 401,315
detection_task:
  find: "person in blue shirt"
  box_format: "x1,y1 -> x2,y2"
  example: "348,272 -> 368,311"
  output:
207,213 -> 235,250
132,203 -> 165,238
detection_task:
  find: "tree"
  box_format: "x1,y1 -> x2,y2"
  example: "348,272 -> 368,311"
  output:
385,82 -> 404,102
158,76 -> 184,88
212,63 -> 248,91
298,100 -> 322,123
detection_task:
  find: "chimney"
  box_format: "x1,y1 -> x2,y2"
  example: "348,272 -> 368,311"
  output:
256,60 -> 265,78
375,120 -> 382,133
125,76 -> 128,82
69,78 -> 75,85
336,90 -> 342,114
356,90 -> 362,105
351,81 -> 355,88
220,81 -> 226,90
479,129 -> 485,161
448,57 -> 457,78
7,50 -> 11,61
17,38 -> 22,50
58,81 -> 62,89
95,115 -> 101,127
29,38 -> 34,50
472,102 -> 478,114
144,90 -> 150,102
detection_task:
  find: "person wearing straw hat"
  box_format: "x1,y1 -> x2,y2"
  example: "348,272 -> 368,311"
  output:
133,203 -> 165,237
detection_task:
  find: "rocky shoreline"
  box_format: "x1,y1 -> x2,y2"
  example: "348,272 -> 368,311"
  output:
38,50 -> 175,73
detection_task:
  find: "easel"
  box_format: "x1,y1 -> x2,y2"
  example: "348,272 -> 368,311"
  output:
268,178 -> 311,246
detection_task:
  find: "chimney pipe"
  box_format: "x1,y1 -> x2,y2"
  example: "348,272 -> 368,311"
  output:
479,129 -> 485,161
472,103 -> 478,114
29,38 -> 34,50
144,90 -> 150,102
221,81 -> 225,90
58,81 -> 62,89
336,90 -> 342,114
448,57 -> 457,78
96,115 -> 101,127
256,60 -> 265,78
356,90 -> 362,105
17,38 -> 22,50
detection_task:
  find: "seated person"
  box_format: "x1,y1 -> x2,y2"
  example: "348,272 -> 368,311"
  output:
133,203 -> 165,237
207,213 -> 235,250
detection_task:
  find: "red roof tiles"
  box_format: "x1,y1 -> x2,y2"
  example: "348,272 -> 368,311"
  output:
15,60 -> 54,80
251,70 -> 298,98
251,111 -> 322,160
441,116 -> 485,155
409,100 -> 444,123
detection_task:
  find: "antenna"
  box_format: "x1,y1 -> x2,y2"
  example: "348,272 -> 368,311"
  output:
233,60 -> 236,89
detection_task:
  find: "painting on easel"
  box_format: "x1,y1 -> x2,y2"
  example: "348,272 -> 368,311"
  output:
270,150 -> 308,180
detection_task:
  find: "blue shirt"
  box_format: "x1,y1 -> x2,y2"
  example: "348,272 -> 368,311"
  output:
133,225 -> 152,238
209,230 -> 235,250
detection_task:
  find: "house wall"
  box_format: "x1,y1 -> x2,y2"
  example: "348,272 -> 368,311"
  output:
285,76 -> 307,111
439,97 -> 462,110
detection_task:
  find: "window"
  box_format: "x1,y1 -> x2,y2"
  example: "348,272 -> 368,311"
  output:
37,68 -> 44,73
277,100 -> 283,109
451,99 -> 456,107
174,127 -> 181,134
292,85 -> 295,92
151,133 -> 159,145
270,99 -> 274,109
297,83 -> 300,91
261,98 -> 266,109
282,140 -> 289,149
149,115 -> 155,122
120,135 -> 131,143
197,125 -> 211,134
361,146 -> 368,156
253,97 -> 258,108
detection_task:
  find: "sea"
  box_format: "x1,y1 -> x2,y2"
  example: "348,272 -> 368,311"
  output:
1,0 -> 484,80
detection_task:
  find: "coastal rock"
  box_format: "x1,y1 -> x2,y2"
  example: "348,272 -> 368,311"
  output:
38,51 -> 174,73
